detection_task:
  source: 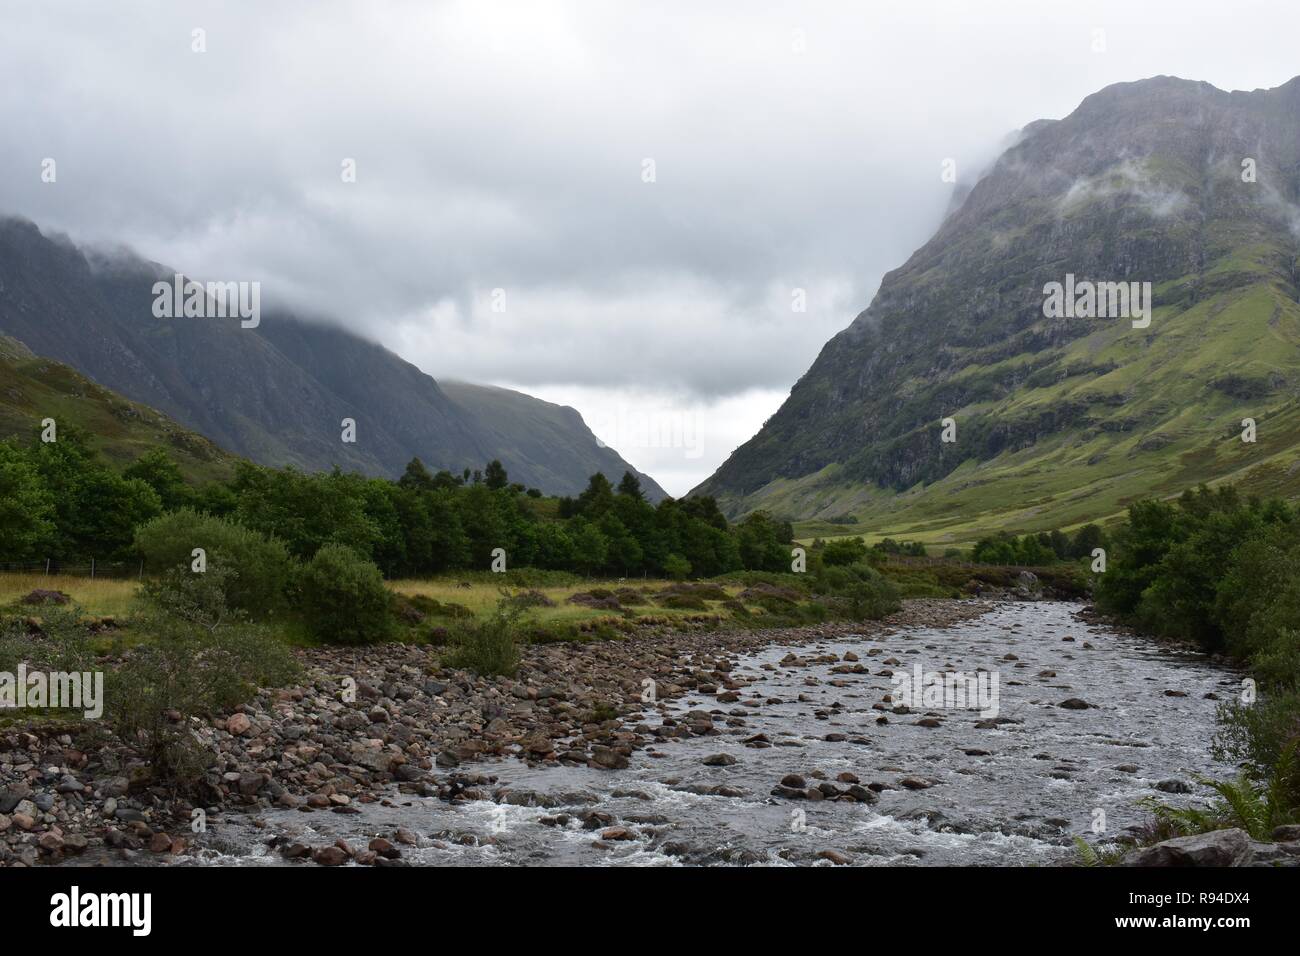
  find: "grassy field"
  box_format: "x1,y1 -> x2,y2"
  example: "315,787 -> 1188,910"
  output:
389,576 -> 745,634
0,573 -> 140,618
0,572 -> 755,637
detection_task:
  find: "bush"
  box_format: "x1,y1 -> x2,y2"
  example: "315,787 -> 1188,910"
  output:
814,562 -> 901,620
0,604 -> 96,687
298,544 -> 396,645
1213,690 -> 1300,808
135,509 -> 294,620
446,601 -> 525,676
110,567 -> 298,783
821,536 -> 868,567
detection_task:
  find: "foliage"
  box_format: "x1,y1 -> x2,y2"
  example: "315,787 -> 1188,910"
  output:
812,561 -> 901,620
297,543 -> 396,645
445,600 -> 526,676
109,567 -> 298,783
134,508 -> 294,620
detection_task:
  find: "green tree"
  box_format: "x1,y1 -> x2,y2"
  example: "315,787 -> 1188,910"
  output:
124,448 -> 192,512
0,442 -> 55,560
484,459 -> 509,491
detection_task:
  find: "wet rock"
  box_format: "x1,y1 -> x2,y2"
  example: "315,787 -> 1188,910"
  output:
368,837 -> 401,859
816,849 -> 851,865
702,753 -> 736,767
312,845 -> 350,866
1155,779 -> 1192,794
1058,698 -> 1093,710
1125,829 -> 1254,867
588,746 -> 629,770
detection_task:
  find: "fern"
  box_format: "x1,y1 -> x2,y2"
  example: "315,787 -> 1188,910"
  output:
1072,835 -> 1100,866
1140,741 -> 1300,842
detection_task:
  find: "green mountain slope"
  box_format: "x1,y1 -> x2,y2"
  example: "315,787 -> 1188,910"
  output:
0,334 -> 236,482
693,75 -> 1300,544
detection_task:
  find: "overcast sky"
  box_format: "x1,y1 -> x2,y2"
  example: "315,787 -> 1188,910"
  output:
2,0 -> 1298,495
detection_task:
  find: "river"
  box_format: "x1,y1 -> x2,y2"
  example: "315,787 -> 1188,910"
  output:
165,601 -> 1239,867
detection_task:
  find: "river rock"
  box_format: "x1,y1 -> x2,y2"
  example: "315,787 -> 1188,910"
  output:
1124,828 -> 1254,867
312,845 -> 350,866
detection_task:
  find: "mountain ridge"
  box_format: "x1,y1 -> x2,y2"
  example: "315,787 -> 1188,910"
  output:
693,74 -> 1300,542
0,217 -> 666,500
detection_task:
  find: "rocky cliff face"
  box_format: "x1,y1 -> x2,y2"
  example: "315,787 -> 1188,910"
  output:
0,218 -> 664,499
694,76 -> 1300,538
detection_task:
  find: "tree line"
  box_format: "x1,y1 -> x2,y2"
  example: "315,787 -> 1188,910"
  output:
0,428 -> 795,579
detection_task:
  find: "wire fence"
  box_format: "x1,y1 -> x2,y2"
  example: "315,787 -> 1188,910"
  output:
0,560 -> 144,579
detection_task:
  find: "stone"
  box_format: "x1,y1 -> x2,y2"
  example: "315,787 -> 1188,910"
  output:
368,837 -> 401,859
1125,828 -> 1254,867
816,849 -> 851,865
312,845 -> 349,866
1271,824 -> 1300,842
226,713 -> 252,736
588,746 -> 629,770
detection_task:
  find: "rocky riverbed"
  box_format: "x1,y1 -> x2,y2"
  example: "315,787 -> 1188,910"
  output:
4,599 -> 1292,867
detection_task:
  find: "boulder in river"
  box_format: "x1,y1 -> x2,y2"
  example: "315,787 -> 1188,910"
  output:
1124,828 -> 1254,867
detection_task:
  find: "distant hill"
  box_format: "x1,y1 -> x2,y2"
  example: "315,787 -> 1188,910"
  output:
0,333 -> 235,482
0,217 -> 664,499
694,75 -> 1300,543
438,381 -> 666,498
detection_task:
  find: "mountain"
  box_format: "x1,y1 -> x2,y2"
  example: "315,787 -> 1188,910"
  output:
436,380 -> 665,497
0,333 -> 236,482
0,218 -> 664,499
694,75 -> 1300,543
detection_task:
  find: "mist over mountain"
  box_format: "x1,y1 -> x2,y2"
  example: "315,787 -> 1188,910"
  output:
694,75 -> 1300,540
0,217 -> 664,499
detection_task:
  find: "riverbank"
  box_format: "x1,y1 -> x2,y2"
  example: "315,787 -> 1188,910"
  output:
1,598 -> 990,866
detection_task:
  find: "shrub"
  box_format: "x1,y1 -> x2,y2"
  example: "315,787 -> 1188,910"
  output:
298,544 -> 396,645
657,593 -> 707,610
504,588 -> 555,609
0,604 -> 96,685
814,562 -> 901,620
135,509 -> 294,620
821,536 -> 868,567
110,567 -> 298,783
1213,689 -> 1300,808
446,601 -> 525,676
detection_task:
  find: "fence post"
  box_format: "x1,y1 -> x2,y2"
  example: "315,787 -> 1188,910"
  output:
44,558 -> 50,578
139,559 -> 144,580
90,558 -> 95,580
